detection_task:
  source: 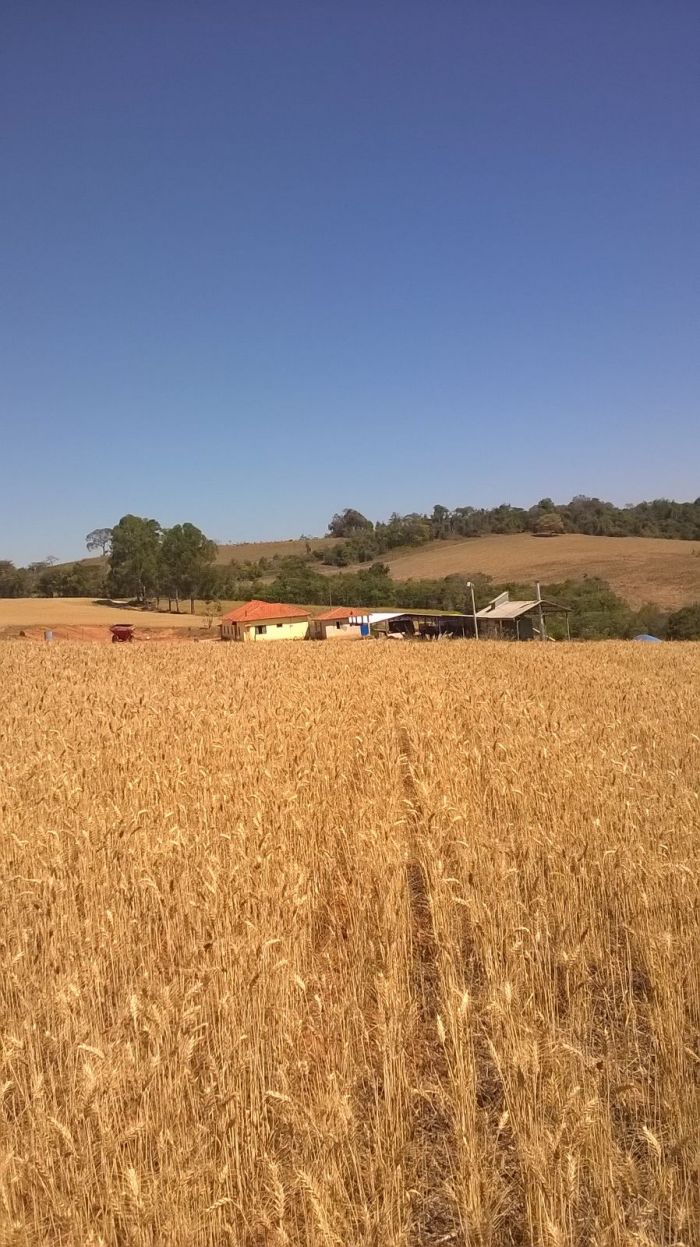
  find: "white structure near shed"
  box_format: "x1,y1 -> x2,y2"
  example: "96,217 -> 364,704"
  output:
311,607 -> 474,639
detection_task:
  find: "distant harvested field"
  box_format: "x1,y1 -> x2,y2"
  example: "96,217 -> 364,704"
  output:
0,597 -> 217,631
216,537 -> 340,564
368,533 -> 700,608
1,641 -> 698,1244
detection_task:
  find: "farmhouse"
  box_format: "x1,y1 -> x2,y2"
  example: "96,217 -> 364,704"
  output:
476,591 -> 571,640
220,600 -> 310,641
309,607 -> 366,640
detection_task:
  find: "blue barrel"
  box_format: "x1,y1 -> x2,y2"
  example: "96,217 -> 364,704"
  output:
44,629 -> 53,642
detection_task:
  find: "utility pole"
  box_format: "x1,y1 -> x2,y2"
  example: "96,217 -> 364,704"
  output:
467,581 -> 479,639
536,581 -> 546,641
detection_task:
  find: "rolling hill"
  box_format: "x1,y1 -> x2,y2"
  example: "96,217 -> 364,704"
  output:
357,533 -> 700,608
215,537 -> 339,563
215,532 -> 700,607
51,532 -> 700,609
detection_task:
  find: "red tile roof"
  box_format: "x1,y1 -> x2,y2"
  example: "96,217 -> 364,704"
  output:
313,606 -> 363,622
222,599 -> 310,624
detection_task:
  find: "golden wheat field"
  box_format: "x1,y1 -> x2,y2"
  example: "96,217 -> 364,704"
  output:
1,641 -> 698,1247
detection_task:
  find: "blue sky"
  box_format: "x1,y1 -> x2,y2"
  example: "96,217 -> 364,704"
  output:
2,2 -> 698,563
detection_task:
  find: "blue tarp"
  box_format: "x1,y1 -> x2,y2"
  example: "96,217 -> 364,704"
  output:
633,633 -> 662,642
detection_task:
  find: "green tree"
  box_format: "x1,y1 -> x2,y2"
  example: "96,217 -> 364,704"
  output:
327,509 -> 374,537
543,578 -> 633,639
452,506 -> 484,537
0,560 -> 29,597
376,512 -> 432,548
630,602 -> 668,639
430,504 -> 451,538
159,523 -> 218,613
37,563 -> 107,598
534,512 -> 565,536
36,566 -> 62,597
321,543 -> 351,567
667,604 -> 700,640
490,504 -> 527,534
86,527 -> 113,556
108,515 -> 162,603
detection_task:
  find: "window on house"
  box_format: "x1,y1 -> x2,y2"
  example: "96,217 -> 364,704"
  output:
276,623 -> 283,628
255,625 -> 267,635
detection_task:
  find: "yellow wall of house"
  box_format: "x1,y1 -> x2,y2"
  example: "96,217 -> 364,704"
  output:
242,618 -> 309,641
221,617 -> 309,641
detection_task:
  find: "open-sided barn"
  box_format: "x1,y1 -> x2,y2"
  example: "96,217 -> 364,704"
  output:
476,591 -> 571,640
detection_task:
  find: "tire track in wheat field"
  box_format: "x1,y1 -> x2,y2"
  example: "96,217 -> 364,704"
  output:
397,723 -> 463,1246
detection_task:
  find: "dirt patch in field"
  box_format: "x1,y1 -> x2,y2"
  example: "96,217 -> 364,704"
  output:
0,597 -> 223,632
1,624 -> 213,643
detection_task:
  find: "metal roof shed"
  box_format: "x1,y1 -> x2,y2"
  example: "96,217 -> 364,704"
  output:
476,591 -> 571,640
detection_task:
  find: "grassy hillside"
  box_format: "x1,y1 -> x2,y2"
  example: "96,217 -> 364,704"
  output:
212,532 -> 700,606
57,538 -> 341,569
356,533 -> 700,608
215,537 -> 340,563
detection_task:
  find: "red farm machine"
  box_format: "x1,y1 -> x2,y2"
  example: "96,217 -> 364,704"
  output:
109,624 -> 135,643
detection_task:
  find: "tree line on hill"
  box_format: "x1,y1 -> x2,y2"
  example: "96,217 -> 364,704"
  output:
319,495 -> 700,565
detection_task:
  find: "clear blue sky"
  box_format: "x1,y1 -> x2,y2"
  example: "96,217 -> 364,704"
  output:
2,2 -> 698,563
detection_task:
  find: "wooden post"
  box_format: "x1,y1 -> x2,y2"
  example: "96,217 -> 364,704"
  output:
536,582 -> 546,641
468,582 -> 479,639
